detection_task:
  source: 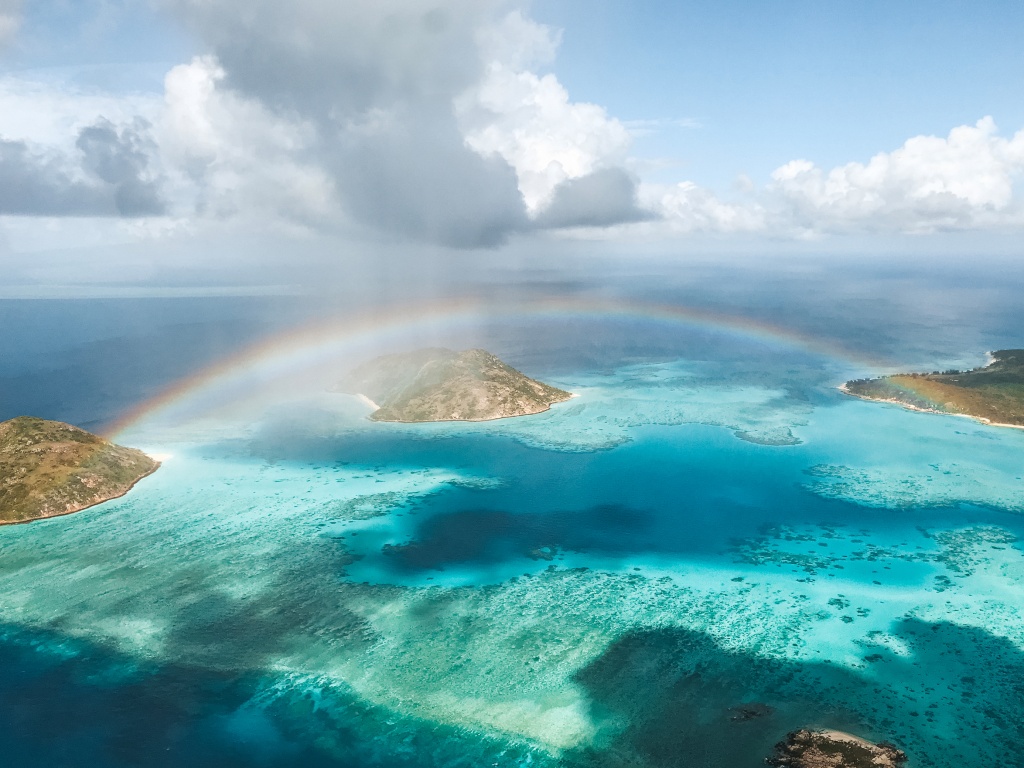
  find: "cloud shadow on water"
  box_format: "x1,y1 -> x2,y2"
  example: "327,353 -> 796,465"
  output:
3,613 -> 1024,767
565,618 -> 1024,768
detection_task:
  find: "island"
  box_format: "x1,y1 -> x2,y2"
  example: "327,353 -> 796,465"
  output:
336,347 -> 573,422
0,416 -> 159,525
768,729 -> 907,768
843,349 -> 1024,428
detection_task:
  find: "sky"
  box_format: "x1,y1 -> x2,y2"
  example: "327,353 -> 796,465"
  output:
0,0 -> 1022,294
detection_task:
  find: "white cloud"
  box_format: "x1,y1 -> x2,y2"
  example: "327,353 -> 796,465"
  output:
642,181 -> 764,234
474,9 -> 561,72
457,12 -> 633,213
160,56 -> 338,225
770,117 -> 1024,233
4,0 -> 1024,258
638,118 -> 1024,238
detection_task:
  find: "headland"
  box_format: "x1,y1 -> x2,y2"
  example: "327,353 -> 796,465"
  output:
843,349 -> 1024,429
0,416 -> 159,525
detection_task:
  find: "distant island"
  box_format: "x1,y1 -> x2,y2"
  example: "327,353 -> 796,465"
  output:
843,349 -> 1024,428
0,417 -> 159,525
768,729 -> 907,768
336,348 -> 573,423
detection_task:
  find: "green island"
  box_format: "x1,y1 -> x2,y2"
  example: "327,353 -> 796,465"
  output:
336,347 -> 573,422
0,416 -> 159,525
843,349 -> 1024,428
768,729 -> 907,768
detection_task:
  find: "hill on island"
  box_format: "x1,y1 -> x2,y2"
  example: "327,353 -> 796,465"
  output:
768,729 -> 907,768
0,417 -> 159,525
844,349 -> 1024,427
336,348 -> 573,422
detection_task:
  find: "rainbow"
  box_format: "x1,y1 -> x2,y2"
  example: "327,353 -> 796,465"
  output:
108,296 -> 879,439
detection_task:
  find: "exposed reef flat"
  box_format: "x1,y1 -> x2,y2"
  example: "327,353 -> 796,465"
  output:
336,347 -> 573,422
844,349 -> 1024,428
768,729 -> 907,768
0,416 -> 159,524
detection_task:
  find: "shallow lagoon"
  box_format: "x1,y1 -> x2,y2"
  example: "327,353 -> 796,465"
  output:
2,301 -> 1024,767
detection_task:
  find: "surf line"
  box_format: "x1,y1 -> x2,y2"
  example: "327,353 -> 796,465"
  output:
108,296 -> 875,438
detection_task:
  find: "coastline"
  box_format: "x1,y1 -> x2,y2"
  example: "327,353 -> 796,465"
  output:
0,461 -> 161,527
364,391 -> 576,424
816,729 -> 886,748
357,393 -> 381,411
837,383 -> 1024,432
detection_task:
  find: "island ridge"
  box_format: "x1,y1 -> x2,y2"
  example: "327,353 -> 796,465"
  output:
336,347 -> 573,422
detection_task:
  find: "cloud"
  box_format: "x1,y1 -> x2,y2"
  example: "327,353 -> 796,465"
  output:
165,0 -> 501,117
535,168 -> 654,229
474,8 -> 561,72
76,118 -> 164,216
159,56 -> 338,225
5,1 -> 1024,255
0,75 -> 162,145
457,11 -> 634,214
328,102 -> 528,247
641,118 -> 1024,237
161,1 -> 650,246
770,117 -> 1024,234
0,0 -> 20,49
0,4 -> 652,246
0,118 -> 164,217
161,0 -> 530,248
458,62 -> 633,213
643,181 -> 765,234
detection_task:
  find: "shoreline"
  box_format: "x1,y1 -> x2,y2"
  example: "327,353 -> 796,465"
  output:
837,383 -> 1024,432
363,391 -> 576,424
357,393 -> 380,410
0,462 -> 161,527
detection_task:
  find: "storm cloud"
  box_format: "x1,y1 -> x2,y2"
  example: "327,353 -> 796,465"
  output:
0,118 -> 164,217
164,0 -> 531,247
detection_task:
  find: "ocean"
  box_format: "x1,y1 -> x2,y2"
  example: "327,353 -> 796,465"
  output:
2,262 -> 1023,767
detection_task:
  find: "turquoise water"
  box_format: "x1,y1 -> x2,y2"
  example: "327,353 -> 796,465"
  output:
2,302 -> 1024,766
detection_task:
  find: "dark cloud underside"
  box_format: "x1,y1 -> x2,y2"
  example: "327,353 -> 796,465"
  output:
0,119 -> 163,217
535,168 -> 656,229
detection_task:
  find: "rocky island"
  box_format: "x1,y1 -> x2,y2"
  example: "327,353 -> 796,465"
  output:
843,349 -> 1024,428
336,347 -> 573,422
768,729 -> 907,768
0,416 -> 159,525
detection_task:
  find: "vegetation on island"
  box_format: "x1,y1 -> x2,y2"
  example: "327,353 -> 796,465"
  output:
844,349 -> 1024,427
336,347 -> 573,423
767,729 -> 907,768
0,416 -> 159,525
